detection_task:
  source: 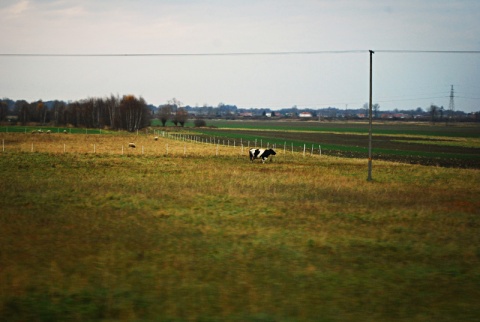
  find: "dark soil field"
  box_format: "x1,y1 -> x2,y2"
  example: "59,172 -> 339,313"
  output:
191,121 -> 480,169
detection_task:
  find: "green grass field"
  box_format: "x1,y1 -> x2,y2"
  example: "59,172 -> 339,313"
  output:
196,119 -> 480,137
189,120 -> 480,168
1,130 -> 479,321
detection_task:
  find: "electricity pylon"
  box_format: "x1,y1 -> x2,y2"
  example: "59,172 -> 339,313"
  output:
448,85 -> 455,122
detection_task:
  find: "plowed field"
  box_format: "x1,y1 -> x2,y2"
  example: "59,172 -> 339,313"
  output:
192,121 -> 480,168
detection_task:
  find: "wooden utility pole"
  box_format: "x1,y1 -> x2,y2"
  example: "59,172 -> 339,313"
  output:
367,50 -> 374,181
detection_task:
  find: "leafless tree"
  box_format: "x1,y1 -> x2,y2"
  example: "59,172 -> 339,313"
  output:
0,101 -> 8,122
105,95 -> 120,130
158,104 -> 173,127
175,107 -> 189,127
120,95 -> 147,132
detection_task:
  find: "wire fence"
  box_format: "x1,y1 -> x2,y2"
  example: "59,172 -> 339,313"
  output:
0,129 -> 324,160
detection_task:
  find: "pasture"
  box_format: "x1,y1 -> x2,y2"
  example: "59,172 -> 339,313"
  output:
1,130 -> 479,321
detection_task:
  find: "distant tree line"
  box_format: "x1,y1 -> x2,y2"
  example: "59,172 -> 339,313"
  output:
2,96 -> 478,127
0,95 -> 152,131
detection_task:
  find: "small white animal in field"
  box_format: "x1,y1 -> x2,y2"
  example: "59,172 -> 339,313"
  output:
154,137 -> 159,141
128,143 -> 136,148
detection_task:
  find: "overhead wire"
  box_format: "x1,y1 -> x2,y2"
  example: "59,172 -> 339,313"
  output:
1,49 -> 480,57
0,50 -> 367,57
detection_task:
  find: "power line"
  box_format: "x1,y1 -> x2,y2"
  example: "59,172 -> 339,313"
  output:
457,96 -> 480,100
375,50 -> 480,54
1,49 -> 480,57
0,50 -> 366,57
377,96 -> 448,103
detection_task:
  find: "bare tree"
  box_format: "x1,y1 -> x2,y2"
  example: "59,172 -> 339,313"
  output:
175,107 -> 189,127
158,104 -> 173,127
0,101 -> 8,122
105,95 -> 120,130
168,98 -> 182,112
167,98 -> 183,126
52,100 -> 66,126
15,100 -> 29,125
120,95 -> 147,132
35,100 -> 49,125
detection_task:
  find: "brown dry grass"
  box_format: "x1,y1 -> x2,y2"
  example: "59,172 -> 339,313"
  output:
1,131 -> 479,321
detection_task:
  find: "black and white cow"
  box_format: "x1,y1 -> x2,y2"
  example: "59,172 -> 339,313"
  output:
249,148 -> 276,163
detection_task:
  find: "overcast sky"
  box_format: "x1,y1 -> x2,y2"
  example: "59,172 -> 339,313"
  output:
1,0 -> 479,112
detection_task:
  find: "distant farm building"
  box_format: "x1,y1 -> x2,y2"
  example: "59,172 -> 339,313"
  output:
299,112 -> 313,118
